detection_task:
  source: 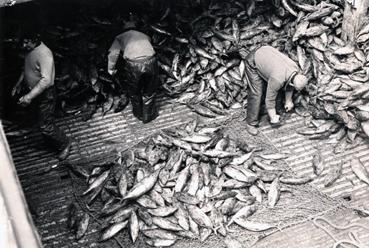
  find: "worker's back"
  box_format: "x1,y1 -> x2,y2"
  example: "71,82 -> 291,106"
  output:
115,30 -> 155,60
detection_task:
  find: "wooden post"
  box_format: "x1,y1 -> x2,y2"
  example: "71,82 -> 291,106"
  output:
0,0 -> 33,8
341,0 -> 369,43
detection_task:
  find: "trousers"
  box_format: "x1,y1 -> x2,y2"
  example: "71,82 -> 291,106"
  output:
33,86 -> 69,151
245,48 -> 266,126
120,55 -> 160,123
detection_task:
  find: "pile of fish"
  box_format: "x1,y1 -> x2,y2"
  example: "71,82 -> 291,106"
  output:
67,119 -> 316,246
282,1 -> 369,146
37,0 -> 296,120
150,1 -> 293,118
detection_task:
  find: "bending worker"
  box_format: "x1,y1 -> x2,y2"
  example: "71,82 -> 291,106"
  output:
244,45 -> 308,135
12,29 -> 71,160
107,16 -> 159,123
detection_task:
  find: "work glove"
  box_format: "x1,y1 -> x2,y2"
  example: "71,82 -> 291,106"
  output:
284,101 -> 294,112
18,94 -> 32,107
270,114 -> 280,124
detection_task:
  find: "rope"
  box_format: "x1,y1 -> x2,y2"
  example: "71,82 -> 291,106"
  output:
313,216 -> 369,248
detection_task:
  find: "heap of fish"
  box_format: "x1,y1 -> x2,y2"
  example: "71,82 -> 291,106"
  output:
150,1 -> 293,118
37,0 -> 296,120
67,119 -> 316,246
279,1 -> 369,147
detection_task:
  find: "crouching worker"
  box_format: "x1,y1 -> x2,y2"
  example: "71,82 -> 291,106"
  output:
12,30 -> 71,159
244,45 -> 308,135
107,16 -> 159,123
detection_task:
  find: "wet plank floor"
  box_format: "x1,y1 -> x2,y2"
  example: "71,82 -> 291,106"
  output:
4,98 -> 369,248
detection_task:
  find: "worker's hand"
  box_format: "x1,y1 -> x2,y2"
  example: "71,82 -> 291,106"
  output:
108,69 -> 117,76
270,114 -> 280,124
11,84 -> 22,97
18,94 -> 32,107
284,101 -> 294,112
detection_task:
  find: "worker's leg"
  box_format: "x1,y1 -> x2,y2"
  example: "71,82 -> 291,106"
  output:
244,50 -> 265,135
123,61 -> 143,121
141,56 -> 159,123
37,87 -> 70,159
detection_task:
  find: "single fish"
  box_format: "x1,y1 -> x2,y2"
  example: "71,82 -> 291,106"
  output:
228,205 -> 257,226
100,221 -> 128,241
187,205 -> 213,228
312,150 -> 324,176
176,193 -> 200,205
76,213 -> 90,240
129,211 -> 139,243
148,206 -> 178,217
324,161 -> 343,187
142,229 -> 177,240
351,158 -> 369,185
234,219 -> 275,232
146,239 -> 177,247
123,169 -> 160,200
83,170 -> 110,195
152,217 -> 183,231
268,177 -> 281,208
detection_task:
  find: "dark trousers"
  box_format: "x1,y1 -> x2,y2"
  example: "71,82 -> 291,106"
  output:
33,87 -> 69,151
120,55 -> 159,123
245,48 -> 266,126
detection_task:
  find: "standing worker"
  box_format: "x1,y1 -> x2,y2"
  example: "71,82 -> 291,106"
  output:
12,29 -> 71,160
244,45 -> 308,135
107,15 -> 159,123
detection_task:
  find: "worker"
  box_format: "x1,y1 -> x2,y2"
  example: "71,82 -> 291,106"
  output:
12,29 -> 71,160
107,15 -> 159,123
244,45 -> 308,135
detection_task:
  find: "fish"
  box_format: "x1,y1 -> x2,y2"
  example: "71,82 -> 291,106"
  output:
136,195 -> 157,209
176,193 -> 201,205
145,239 -> 177,247
136,206 -> 153,225
249,185 -> 263,203
258,153 -> 288,160
152,217 -> 183,231
312,150 -> 324,176
228,205 -> 257,226
351,158 -> 369,185
123,169 -> 160,200
148,207 -> 178,217
83,170 -> 109,195
230,151 -> 253,166
76,213 -> 90,240
100,221 -> 128,241
268,177 -> 281,208
142,229 -> 178,240
182,134 -> 212,144
187,164 -> 200,196
175,166 -> 190,193
324,161 -> 343,187
130,211 -> 139,243
280,175 -> 315,185
220,198 -> 237,216
200,227 -> 212,242
203,150 -> 239,158
234,219 -> 275,232
187,205 -> 213,228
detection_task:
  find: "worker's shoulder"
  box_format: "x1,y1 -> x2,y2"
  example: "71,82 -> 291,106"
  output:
36,43 -> 54,58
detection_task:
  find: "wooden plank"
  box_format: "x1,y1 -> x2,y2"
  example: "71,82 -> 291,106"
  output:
0,123 -> 43,248
0,0 -> 33,7
341,0 -> 369,43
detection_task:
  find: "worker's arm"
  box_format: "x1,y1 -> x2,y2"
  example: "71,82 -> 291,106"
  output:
265,77 -> 282,124
107,38 -> 121,75
19,56 -> 53,106
11,71 -> 24,97
284,87 -> 294,112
